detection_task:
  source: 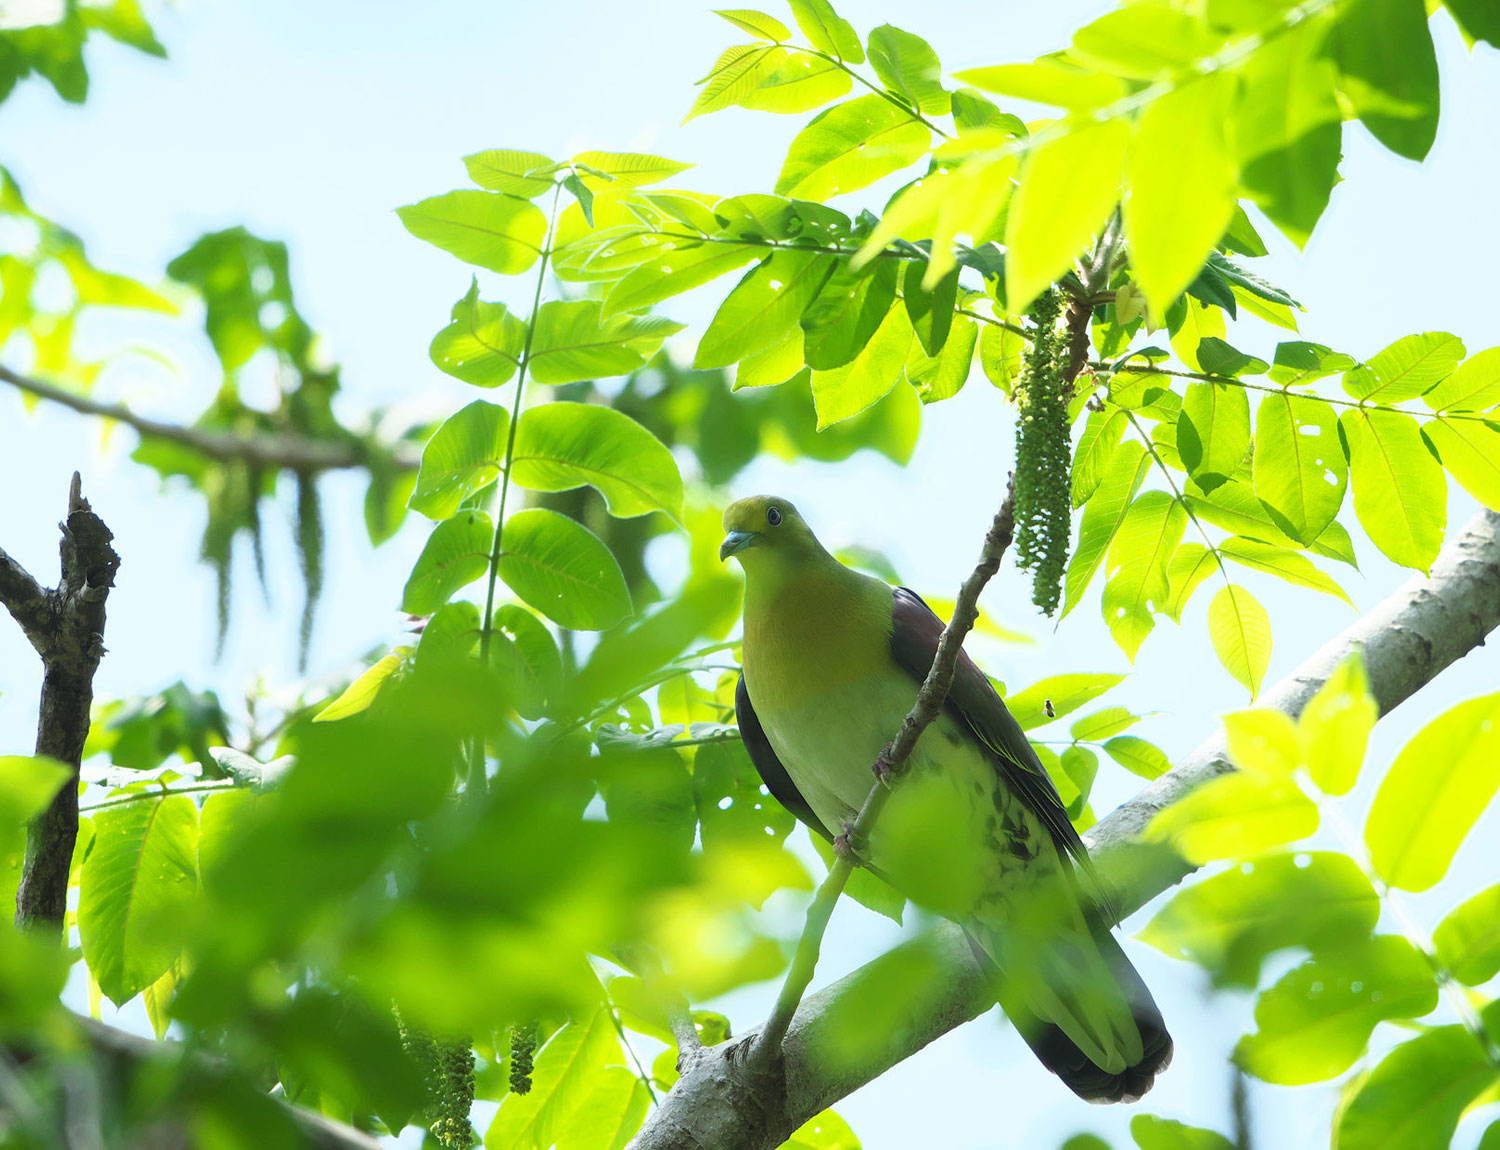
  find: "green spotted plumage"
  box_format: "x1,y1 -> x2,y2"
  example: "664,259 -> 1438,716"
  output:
722,495 -> 1171,1102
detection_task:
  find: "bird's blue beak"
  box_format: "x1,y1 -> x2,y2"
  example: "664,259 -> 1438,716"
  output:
719,530 -> 756,561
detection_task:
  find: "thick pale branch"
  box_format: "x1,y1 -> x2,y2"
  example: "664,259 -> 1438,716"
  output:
630,507 -> 1500,1150
0,545 -> 49,648
1,365 -> 419,473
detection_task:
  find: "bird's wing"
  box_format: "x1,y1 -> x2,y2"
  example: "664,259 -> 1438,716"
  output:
735,674 -> 835,843
888,586 -> 1096,882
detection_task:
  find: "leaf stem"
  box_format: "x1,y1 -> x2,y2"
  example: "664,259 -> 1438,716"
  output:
471,181 -> 565,798
79,780 -> 238,813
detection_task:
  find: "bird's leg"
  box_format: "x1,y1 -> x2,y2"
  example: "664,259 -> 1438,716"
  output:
872,740 -> 899,785
832,821 -> 863,864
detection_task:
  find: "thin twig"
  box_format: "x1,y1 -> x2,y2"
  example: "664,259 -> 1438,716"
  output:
0,365 -> 419,472
749,476 -> 1018,1068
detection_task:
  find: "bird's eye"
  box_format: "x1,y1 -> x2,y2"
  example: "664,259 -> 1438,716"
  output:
766,506 -> 783,527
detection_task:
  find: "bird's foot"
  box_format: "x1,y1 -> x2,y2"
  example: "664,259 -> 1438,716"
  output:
872,744 -> 897,785
833,824 -> 862,863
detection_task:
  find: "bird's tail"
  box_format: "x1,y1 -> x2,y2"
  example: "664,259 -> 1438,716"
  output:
970,910 -> 1172,1103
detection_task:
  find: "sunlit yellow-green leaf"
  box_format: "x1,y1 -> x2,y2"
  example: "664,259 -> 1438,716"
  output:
714,9 -> 792,41
430,281 -> 526,387
1131,1116 -> 1233,1150
463,149 -> 556,198
1146,770 -> 1317,864
529,300 -> 683,385
741,53 -> 852,113
1207,583 -> 1271,697
1162,541 -> 1216,622
953,61 -> 1125,110
1365,691 -> 1500,891
1298,656 -> 1375,796
513,402 -> 684,519
1236,936 -> 1439,1085
313,654 -> 404,723
1101,490 -> 1188,660
775,95 -> 931,201
1325,0 -> 1441,162
397,190 -> 547,274
1335,1026 -> 1499,1150
1217,536 -> 1352,605
1343,332 -> 1464,402
410,400 -> 509,521
1342,408 -> 1446,572
1102,734 -> 1172,780
486,1010 -> 621,1150
809,304 -> 912,428
1063,440 -> 1149,618
1252,389 -> 1346,544
696,250 -> 837,368
1126,80 -> 1238,314
402,511 -> 493,614
787,0 -> 864,61
1223,709 -> 1301,777
1004,673 -> 1126,731
866,24 -> 949,115
572,151 -> 692,191
1071,6 -> 1224,79
1432,883 -> 1500,986
1005,118 -> 1128,313
1422,346 -> 1500,411
603,242 -> 761,319
1177,380 -> 1249,493
686,44 -> 785,121
1423,416 -> 1500,510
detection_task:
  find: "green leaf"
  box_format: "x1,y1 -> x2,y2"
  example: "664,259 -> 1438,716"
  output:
1177,381 -> 1250,493
410,400 -> 509,521
1004,673 -> 1126,731
490,604 -> 562,721
402,512 -> 493,614
1101,490 -> 1188,660
1236,935 -> 1439,1085
1335,1026 -> 1499,1150
1071,6 -> 1223,79
571,151 -> 692,191
1207,583 -> 1271,697
487,1010 -> 622,1150
513,402 -> 684,520
785,1109 -> 862,1150
1130,1114 -> 1234,1150
1432,883 -> 1500,986
1422,346 -> 1500,411
463,149 -> 555,198
313,654 -> 404,723
741,53 -> 853,113
1184,479 -> 1351,564
775,95 -> 930,201
1126,81 -> 1239,314
529,300 -> 683,385
1343,332 -> 1465,402
1444,0 -> 1500,45
1268,340 -> 1357,387
687,44 -> 786,121
1253,390 -> 1346,544
953,61 -> 1126,110
1102,735 -> 1172,780
1423,417 -> 1500,510
1217,536 -> 1351,604
551,1066 -> 650,1150
801,258 -> 898,370
978,321 -> 1026,395
1224,709 -> 1302,777
1365,691 -> 1500,891
430,280 -> 526,387
1233,25 -> 1341,247
1299,656 -> 1375,797
1194,338 -> 1268,378
396,190 -> 547,274
1146,770 -> 1317,863
1061,746 -> 1100,815
1163,542 -> 1217,622
1342,408 -> 1447,572
866,24 -> 948,114
78,797 -> 198,1006
1072,408 -> 1126,506
695,250 -> 838,368
1325,0 -> 1441,161
1063,440 -> 1150,618
1140,850 -> 1380,986
715,9 -> 792,40
810,304 -> 912,427
901,260 -> 958,358
0,757 -> 71,876
414,600 -> 481,671
1070,705 -> 1140,742
1006,118 -> 1129,313
787,0 -> 864,61
495,509 -> 631,630
603,242 -> 761,318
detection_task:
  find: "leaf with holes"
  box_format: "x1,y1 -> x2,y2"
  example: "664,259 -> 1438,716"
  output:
1253,389 -> 1346,544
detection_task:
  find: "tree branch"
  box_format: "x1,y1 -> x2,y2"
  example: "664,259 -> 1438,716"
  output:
12,474 -> 121,932
629,506 -> 1500,1150
0,546 -> 50,649
0,365 -> 419,473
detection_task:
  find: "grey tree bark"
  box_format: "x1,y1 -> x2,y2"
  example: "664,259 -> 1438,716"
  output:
628,507 -> 1500,1150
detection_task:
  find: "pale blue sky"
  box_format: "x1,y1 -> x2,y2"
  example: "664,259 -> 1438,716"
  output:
2,3 -> 1499,1147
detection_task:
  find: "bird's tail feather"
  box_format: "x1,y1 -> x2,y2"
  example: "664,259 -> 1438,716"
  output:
969,917 -> 1172,1103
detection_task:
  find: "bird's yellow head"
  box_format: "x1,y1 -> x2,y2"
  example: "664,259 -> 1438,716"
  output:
720,496 -> 830,576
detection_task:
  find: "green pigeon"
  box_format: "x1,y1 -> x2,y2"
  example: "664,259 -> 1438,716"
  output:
721,495 -> 1171,1102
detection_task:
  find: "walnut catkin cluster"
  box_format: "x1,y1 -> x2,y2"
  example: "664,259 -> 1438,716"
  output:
1013,289 -> 1073,616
